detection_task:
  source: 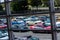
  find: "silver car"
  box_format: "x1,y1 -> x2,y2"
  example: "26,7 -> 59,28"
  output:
0,30 -> 8,40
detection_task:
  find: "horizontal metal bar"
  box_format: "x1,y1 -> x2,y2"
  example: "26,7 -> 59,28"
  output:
10,29 -> 60,31
0,10 -> 60,15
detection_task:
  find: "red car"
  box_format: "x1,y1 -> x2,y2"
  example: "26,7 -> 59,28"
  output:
29,22 -> 51,33
44,26 -> 51,30
0,20 -> 7,29
0,23 -> 7,29
29,22 -> 44,29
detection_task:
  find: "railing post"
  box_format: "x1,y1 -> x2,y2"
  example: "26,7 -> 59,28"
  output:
49,0 -> 57,40
4,0 -> 14,40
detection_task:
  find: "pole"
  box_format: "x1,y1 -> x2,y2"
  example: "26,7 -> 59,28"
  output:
4,0 -> 14,40
49,0 -> 57,40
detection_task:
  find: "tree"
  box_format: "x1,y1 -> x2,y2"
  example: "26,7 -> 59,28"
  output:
54,0 -> 60,7
40,0 -> 60,7
31,0 -> 42,7
0,5 -> 3,11
11,0 -> 28,12
41,0 -> 49,7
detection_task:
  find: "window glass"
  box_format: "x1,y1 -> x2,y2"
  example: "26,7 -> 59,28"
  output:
10,0 -> 49,14
55,13 -> 60,31
0,0 -> 59,40
11,14 -> 51,32
0,18 -> 9,40
55,0 -> 60,12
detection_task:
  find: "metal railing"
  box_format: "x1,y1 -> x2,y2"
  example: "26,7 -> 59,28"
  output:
0,0 -> 60,40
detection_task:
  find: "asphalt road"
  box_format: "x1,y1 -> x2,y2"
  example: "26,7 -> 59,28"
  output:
13,31 -> 60,40
13,31 -> 51,40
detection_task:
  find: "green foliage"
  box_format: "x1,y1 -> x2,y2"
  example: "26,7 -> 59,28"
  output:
30,0 -> 60,7
41,0 -> 49,7
54,0 -> 60,7
11,0 -> 28,11
31,0 -> 42,7
11,0 -> 60,11
0,5 -> 3,11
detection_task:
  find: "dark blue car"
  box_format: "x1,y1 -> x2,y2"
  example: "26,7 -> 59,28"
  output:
11,20 -> 28,32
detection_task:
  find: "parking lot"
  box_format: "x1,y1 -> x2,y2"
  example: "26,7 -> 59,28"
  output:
13,31 -> 60,40
0,15 -> 60,40
14,31 -> 60,40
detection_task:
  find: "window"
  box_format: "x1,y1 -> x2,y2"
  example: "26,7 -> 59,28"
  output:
0,0 -> 60,40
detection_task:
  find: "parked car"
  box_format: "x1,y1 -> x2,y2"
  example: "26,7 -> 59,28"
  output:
44,21 -> 60,28
29,21 -> 51,33
38,16 -> 48,22
29,22 -> 44,33
0,19 -> 7,24
24,16 -> 39,21
56,22 -> 60,28
0,36 -> 8,40
12,20 -> 26,28
0,30 -> 8,40
26,20 -> 43,26
44,19 -> 50,26
0,23 -> 7,29
0,20 -> 7,29
11,20 -> 28,32
29,22 -> 44,29
30,25 -> 44,30
44,25 -> 51,30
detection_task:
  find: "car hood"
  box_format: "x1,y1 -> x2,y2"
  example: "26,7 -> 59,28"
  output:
0,36 -> 8,40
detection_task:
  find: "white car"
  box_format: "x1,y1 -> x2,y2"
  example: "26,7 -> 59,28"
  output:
44,22 -> 60,27
26,20 -> 44,25
0,36 -> 8,40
